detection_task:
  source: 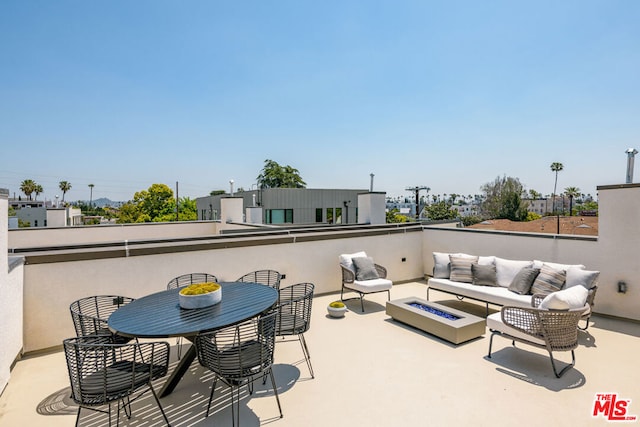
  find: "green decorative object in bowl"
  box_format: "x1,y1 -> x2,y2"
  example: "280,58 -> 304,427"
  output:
327,301 -> 347,318
179,282 -> 222,309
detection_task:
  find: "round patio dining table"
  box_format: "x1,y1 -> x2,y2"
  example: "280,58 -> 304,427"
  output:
108,281 -> 278,397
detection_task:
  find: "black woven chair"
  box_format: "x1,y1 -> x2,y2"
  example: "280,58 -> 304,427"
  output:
167,272 -> 218,290
63,336 -> 171,427
70,295 -> 135,344
236,269 -> 282,290
275,282 -> 315,378
195,311 -> 282,426
167,273 -> 218,359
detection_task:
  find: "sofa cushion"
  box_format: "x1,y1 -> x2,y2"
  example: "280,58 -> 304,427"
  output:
487,312 -> 545,346
349,278 -> 393,293
352,256 -> 380,280
508,267 -> 540,295
427,278 -> 533,308
539,285 -> 589,310
471,263 -> 498,287
495,258 -> 533,288
565,267 -> 599,290
449,255 -> 478,283
530,264 -> 566,296
339,251 -> 367,274
533,260 -> 585,271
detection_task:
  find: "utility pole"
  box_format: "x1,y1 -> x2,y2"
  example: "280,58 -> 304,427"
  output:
405,186 -> 430,219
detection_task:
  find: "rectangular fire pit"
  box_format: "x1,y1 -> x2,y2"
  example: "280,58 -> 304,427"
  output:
386,297 -> 486,344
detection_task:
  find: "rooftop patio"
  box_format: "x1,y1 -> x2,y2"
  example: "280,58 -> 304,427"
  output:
1,281 -> 639,426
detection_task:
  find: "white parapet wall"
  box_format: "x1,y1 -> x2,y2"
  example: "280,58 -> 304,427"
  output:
0,189 -> 25,396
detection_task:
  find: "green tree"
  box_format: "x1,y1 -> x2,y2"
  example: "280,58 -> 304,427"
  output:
20,179 -> 37,200
480,175 -> 528,221
210,190 -> 226,196
386,208 -> 409,223
424,201 -> 458,220
257,159 -> 306,189
59,181 -> 72,202
117,183 -> 176,223
177,197 -> 197,221
564,186 -> 580,216
550,162 -> 564,213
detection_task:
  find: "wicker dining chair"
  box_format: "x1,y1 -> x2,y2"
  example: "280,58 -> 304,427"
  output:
63,336 -> 171,427
167,273 -> 219,359
195,311 -> 282,426
487,297 -> 587,378
69,295 -> 135,344
236,269 -> 282,290
275,282 -> 315,378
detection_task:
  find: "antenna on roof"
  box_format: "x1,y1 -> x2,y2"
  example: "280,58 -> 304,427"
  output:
625,148 -> 638,184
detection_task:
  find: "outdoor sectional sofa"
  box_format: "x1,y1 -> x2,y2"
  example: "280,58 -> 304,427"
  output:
426,252 -> 599,329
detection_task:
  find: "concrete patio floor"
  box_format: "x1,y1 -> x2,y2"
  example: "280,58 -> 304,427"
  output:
1,281 -> 639,426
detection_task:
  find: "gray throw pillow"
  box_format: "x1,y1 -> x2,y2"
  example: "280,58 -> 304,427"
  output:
508,267 -> 540,295
471,263 -> 498,286
449,255 -> 478,283
352,257 -> 380,280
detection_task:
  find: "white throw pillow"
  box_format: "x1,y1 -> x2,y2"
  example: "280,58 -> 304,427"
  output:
539,285 -> 589,310
478,256 -> 496,266
495,258 -> 533,288
565,267 -> 600,289
339,251 -> 367,274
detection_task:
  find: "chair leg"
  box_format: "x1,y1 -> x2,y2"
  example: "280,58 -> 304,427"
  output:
549,350 -> 576,378
359,293 -> 365,312
487,331 -> 495,358
205,377 -> 218,418
269,369 -> 283,419
299,333 -> 314,379
579,316 -> 590,331
149,382 -> 171,426
75,406 -> 82,427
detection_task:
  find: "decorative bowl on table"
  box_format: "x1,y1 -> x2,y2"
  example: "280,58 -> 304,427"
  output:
179,282 -> 222,309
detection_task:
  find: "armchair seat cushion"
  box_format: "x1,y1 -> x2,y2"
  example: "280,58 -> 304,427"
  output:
486,312 -> 545,346
347,278 -> 393,294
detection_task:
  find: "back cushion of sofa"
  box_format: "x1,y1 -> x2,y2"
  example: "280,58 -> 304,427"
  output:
433,252 -> 475,278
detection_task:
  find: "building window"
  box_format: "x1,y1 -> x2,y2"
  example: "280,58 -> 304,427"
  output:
315,208 -> 322,223
266,209 -> 293,224
326,208 -> 334,224
335,207 -> 342,224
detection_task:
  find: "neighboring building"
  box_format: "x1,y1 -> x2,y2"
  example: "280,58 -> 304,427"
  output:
196,188 -> 369,225
11,206 -> 83,228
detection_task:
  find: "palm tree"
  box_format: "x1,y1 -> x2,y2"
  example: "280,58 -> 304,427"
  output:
20,179 -> 37,200
550,162 -> 564,212
564,186 -> 581,216
59,181 -> 72,202
88,183 -> 95,208
34,184 -> 43,200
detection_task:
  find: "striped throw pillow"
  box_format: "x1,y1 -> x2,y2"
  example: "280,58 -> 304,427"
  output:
449,255 -> 478,283
530,264 -> 566,296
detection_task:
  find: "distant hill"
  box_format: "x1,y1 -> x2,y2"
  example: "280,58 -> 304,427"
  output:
76,197 -> 125,207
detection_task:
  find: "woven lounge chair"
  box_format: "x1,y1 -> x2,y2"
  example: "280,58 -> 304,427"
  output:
487,294 -> 587,378
339,252 -> 392,312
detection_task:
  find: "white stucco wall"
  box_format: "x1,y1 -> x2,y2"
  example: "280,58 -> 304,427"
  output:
0,190 -> 25,395
22,227 -> 424,352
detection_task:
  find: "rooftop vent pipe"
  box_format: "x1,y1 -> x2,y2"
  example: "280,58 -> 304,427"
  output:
370,173 -> 375,192
626,148 -> 638,184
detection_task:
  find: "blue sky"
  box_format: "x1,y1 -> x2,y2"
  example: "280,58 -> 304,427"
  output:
1,1 -> 639,203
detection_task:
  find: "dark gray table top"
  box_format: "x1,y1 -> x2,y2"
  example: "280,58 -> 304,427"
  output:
108,282 -> 277,338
